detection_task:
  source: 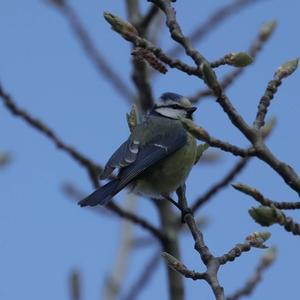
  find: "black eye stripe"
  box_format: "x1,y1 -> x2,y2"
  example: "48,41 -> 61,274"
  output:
157,104 -> 185,110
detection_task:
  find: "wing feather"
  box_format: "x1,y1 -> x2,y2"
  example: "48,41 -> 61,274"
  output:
100,139 -> 140,179
117,131 -> 186,189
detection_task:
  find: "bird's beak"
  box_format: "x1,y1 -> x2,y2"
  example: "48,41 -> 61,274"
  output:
187,107 -> 197,114
186,106 -> 197,119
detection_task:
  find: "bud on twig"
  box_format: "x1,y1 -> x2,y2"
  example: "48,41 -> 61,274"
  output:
274,58 -> 299,79
200,62 -> 221,93
259,20 -> 277,41
180,118 -> 211,142
103,12 -> 138,41
246,231 -> 271,248
249,206 -> 281,226
126,104 -> 138,132
161,252 -> 184,272
261,116 -> 277,138
225,52 -> 253,67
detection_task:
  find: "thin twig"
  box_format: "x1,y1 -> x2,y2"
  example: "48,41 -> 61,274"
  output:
122,250 -> 161,300
176,186 -> 224,300
69,270 -> 81,300
157,201 -> 185,300
0,152 -> 11,168
150,0 -> 300,196
180,118 -> 254,157
191,117 -> 276,212
49,0 -> 134,102
0,84 -> 102,177
127,1 -> 155,113
139,5 -> 160,32
103,194 -> 137,300
226,248 -> 276,300
249,206 -> 300,236
192,158 -> 250,212
174,186 -> 270,300
233,183 -> 300,210
253,59 -> 298,129
189,20 -> 277,103
218,232 -> 271,265
161,252 -> 207,280
168,0 -> 262,58
0,84 -> 165,241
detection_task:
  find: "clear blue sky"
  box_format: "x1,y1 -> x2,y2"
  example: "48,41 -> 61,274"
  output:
1,1 -> 300,299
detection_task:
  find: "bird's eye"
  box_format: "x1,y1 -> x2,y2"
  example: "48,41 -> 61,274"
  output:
169,104 -> 183,109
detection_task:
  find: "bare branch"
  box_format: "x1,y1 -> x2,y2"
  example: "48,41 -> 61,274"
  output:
149,0 -> 207,68
176,186 -> 224,300
139,5 -> 160,32
0,84 -> 102,178
48,0 -> 134,102
157,201 -> 185,300
103,194 -> 137,300
168,0 -> 263,57
226,247 -> 276,300
210,52 -> 253,69
249,206 -> 300,236
174,186 -> 270,300
0,84 -> 165,240
122,250 -> 161,300
103,12 -> 200,77
161,252 -> 206,280
192,158 -> 250,212
191,117 -> 275,212
190,20 -> 277,103
132,47 -> 168,74
233,183 -> 300,210
218,232 -> 271,265
180,118 -> 253,157
0,152 -> 11,168
148,1 -> 300,197
253,59 -> 298,129
69,270 -> 81,300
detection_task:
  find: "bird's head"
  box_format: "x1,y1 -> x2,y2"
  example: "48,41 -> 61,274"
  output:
152,92 -> 197,120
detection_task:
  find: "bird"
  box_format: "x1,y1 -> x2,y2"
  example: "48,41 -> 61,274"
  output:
78,92 -> 198,207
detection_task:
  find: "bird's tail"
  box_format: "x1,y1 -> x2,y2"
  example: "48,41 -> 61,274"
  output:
78,179 -> 120,207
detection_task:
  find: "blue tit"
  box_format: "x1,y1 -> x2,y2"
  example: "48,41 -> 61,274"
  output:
79,92 -> 197,207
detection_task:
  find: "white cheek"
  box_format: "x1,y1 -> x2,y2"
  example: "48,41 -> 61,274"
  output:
155,107 -> 186,119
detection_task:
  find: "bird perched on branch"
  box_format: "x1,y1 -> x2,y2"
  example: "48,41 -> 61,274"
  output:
79,92 -> 197,207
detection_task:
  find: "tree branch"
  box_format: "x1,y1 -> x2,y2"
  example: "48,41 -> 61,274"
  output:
0,84 -> 102,177
157,201 -> 185,300
180,118 -> 253,157
174,186 -> 270,300
226,247 -> 276,300
218,232 -> 271,265
168,0 -> 263,58
0,84 -> 165,241
249,206 -> 300,236
147,1 -> 300,197
233,183 -> 300,210
102,194 -> 137,300
49,0 -> 134,102
192,158 -> 250,212
189,20 -> 277,103
253,59 -> 298,129
122,250 -> 161,300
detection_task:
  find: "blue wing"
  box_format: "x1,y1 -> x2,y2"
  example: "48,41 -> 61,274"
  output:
79,127 -> 187,207
117,132 -> 186,188
100,138 -> 140,179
